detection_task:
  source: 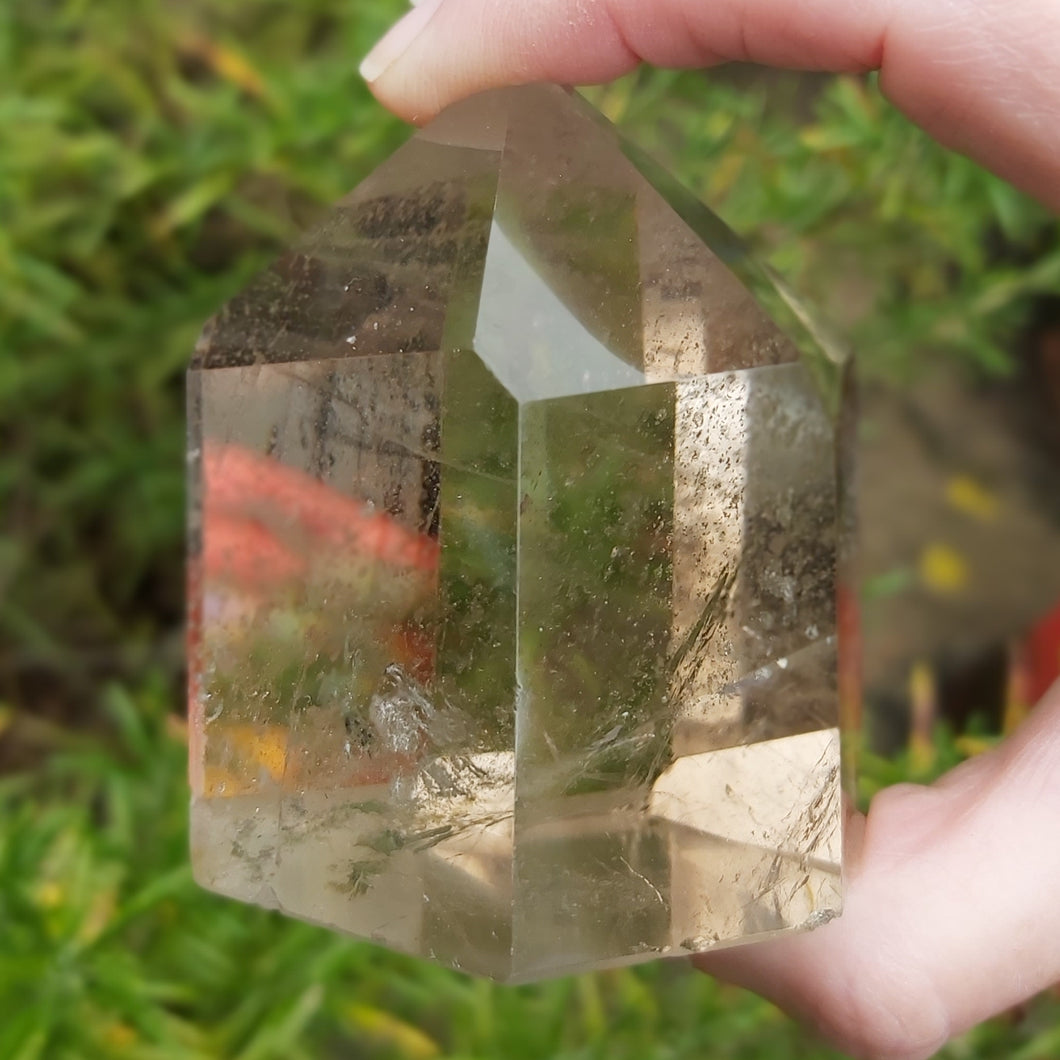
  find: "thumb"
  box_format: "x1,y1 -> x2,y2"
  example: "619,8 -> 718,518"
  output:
360,0 -> 1060,212
696,683 -> 1060,1059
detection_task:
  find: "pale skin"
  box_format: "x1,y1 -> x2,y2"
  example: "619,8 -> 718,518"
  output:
360,3 -> 1060,1057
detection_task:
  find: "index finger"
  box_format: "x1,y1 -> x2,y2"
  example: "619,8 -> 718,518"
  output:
361,0 -> 1060,212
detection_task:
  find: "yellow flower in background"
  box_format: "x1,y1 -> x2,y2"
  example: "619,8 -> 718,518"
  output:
945,475 -> 999,521
919,543 -> 970,595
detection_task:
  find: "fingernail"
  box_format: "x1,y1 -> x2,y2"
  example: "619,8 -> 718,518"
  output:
360,0 -> 446,83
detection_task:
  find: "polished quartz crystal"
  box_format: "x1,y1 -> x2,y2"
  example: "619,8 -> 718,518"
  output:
188,85 -> 853,982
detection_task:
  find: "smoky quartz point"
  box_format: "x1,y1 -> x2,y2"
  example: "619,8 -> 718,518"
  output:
188,85 -> 853,982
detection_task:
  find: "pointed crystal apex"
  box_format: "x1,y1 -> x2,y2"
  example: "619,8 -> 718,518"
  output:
467,84 -> 812,402
189,84 -> 852,983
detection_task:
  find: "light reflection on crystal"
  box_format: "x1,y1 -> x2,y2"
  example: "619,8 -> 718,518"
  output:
188,84 -> 852,982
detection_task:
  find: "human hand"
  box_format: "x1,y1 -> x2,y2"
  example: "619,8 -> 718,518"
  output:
360,0 -> 1060,213
697,688 -> 1060,1059
361,4 -> 1060,1057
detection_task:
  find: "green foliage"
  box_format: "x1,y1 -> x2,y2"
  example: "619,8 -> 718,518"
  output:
3,0 -> 1059,1056
2,687 -> 1058,1058
587,70 -> 1059,379
1,0 -> 407,694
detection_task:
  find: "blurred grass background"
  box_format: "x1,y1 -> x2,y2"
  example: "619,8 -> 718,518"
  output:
2,1 -> 1060,1056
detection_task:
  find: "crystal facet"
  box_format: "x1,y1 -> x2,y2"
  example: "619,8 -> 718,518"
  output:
188,85 -> 852,982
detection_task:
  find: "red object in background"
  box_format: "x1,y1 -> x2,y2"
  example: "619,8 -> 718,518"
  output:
203,508 -> 308,590
202,444 -> 440,575
1026,599 -> 1060,704
187,444 -> 441,724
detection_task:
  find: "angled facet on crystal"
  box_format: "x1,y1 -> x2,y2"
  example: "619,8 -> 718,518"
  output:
188,85 -> 852,982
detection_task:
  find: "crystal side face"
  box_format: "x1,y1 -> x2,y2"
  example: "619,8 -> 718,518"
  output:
188,85 -> 850,982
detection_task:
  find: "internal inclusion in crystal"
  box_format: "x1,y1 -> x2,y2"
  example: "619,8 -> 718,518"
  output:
188,84 -> 854,982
